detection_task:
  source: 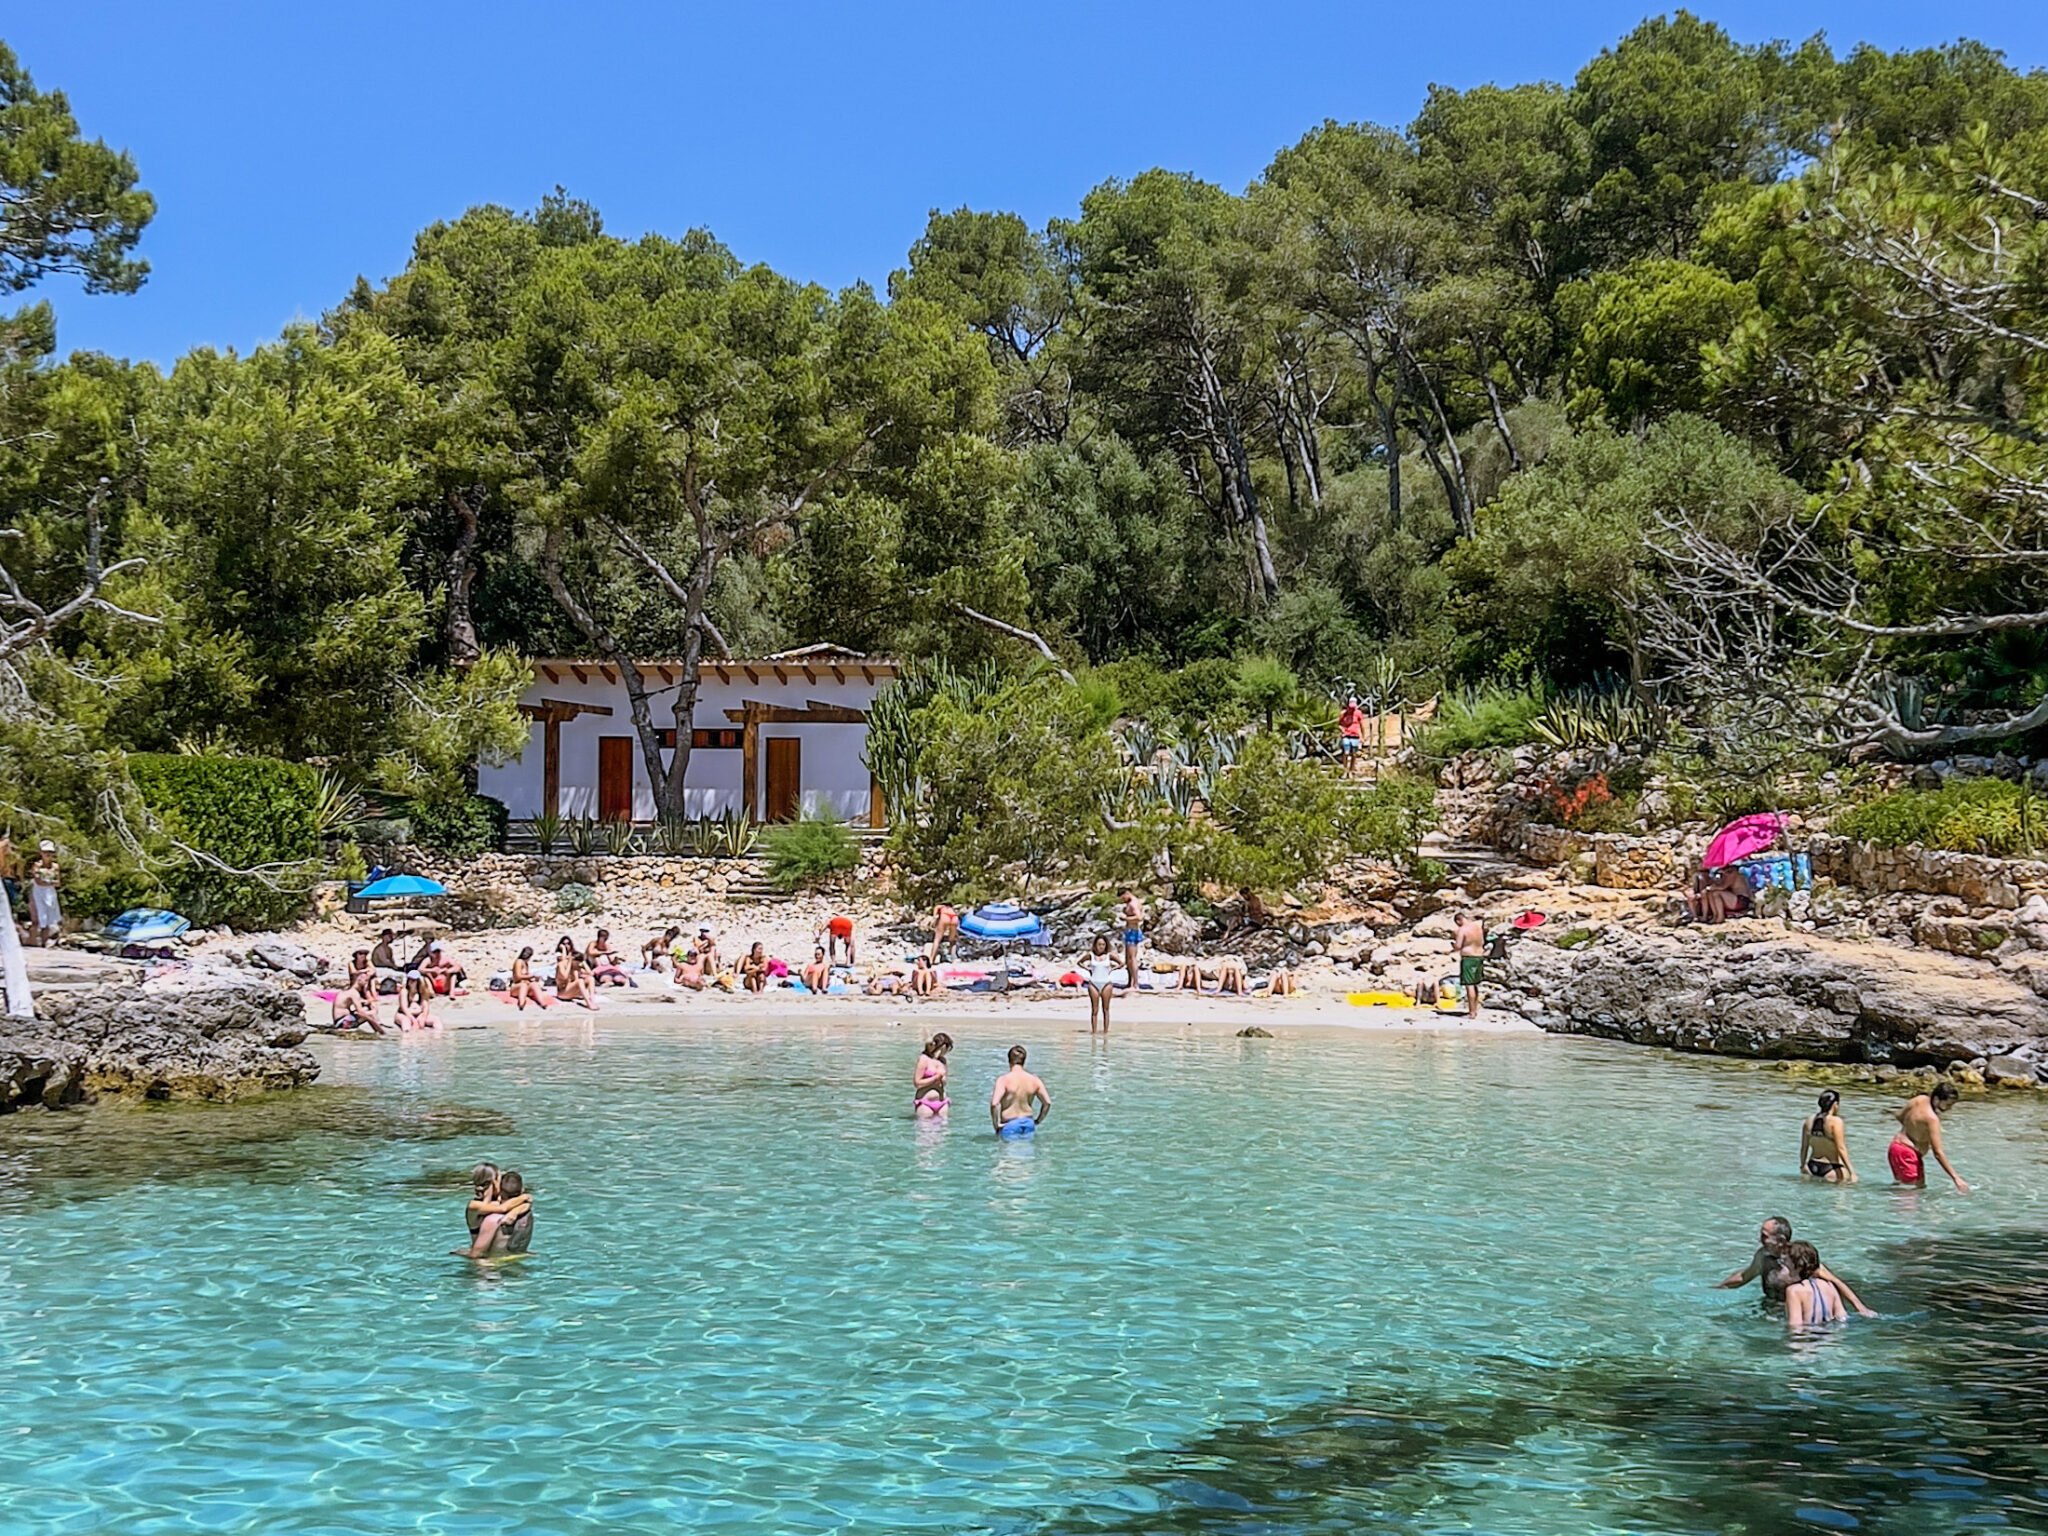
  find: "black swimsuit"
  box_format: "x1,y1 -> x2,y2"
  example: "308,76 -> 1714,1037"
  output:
1806,1158 -> 1845,1178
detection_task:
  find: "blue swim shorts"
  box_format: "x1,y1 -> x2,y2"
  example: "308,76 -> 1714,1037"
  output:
998,1117 -> 1036,1139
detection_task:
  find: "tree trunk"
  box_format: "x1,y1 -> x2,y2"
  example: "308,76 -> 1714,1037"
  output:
445,486 -> 484,669
656,555 -> 720,817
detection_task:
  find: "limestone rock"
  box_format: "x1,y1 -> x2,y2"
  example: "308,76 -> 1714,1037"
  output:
2,972 -> 317,1110
1985,1054 -> 2042,1086
1149,900 -> 1202,954
1236,1026 -> 1273,1038
1504,927 -> 2048,1066
246,937 -> 324,980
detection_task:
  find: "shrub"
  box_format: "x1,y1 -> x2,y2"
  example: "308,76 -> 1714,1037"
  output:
1536,771 -> 1638,833
1206,739 -> 1441,886
1234,654 -> 1299,733
761,809 -> 861,891
409,794 -> 508,856
555,882 -> 599,914
125,753 -> 324,929
1165,657 -> 1244,731
1833,779 -> 2045,857
1416,682 -> 1548,757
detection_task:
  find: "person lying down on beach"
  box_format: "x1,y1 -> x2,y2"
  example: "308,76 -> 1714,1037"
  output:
1175,957 -> 1249,994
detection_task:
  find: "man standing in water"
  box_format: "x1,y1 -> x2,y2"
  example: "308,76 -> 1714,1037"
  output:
990,1045 -> 1051,1137
1714,1216 -> 1875,1315
1890,1081 -> 1968,1191
1452,912 -> 1486,1019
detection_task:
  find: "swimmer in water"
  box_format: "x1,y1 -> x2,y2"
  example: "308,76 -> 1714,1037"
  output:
1782,1240 -> 1849,1328
1889,1081 -> 1967,1191
1715,1216 -> 1874,1315
914,1032 -> 953,1117
454,1164 -> 532,1257
990,1044 -> 1051,1136
1799,1090 -> 1856,1182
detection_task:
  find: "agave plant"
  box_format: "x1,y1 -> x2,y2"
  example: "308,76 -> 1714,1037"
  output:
603,817 -> 640,856
311,771 -> 369,841
527,811 -> 564,855
1151,770 -> 1197,816
651,814 -> 694,857
1118,720 -> 1161,768
703,807 -> 757,857
567,814 -> 601,856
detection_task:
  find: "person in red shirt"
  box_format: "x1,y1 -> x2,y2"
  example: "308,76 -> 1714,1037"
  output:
1337,696 -> 1367,776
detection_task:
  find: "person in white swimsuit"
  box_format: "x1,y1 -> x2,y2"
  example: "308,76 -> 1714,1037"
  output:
1082,935 -> 1117,1035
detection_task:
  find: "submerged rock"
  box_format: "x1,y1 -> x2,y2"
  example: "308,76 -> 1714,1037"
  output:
0,972 -> 317,1112
1502,927 -> 2048,1068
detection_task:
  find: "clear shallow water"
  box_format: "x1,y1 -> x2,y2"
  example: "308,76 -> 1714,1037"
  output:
3,1017 -> 2048,1535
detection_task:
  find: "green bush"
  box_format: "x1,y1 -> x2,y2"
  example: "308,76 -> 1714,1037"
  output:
555,882 -> 599,914
1091,657 -> 1172,722
1416,682 -> 1548,757
125,754 -> 324,929
1165,657 -> 1244,731
1234,655 -> 1299,732
1833,779 -> 2046,857
761,809 -> 862,891
409,794 -> 508,855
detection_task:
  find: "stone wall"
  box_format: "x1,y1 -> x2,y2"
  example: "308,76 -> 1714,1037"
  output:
366,845 -> 892,925
1807,836 -> 2048,910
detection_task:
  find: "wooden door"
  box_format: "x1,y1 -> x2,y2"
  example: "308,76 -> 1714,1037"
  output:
764,737 -> 801,823
598,736 -> 635,822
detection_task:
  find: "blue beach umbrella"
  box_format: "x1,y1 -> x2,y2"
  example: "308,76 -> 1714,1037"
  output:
356,874 -> 448,899
958,902 -> 1043,942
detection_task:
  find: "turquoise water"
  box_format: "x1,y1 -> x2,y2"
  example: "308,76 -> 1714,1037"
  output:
4,1016 -> 2048,1534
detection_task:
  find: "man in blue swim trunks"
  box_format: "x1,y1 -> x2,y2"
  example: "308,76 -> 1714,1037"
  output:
990,1045 -> 1051,1136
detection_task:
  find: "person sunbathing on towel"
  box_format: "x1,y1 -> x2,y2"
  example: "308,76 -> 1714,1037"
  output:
740,943 -> 770,994
673,947 -> 708,991
801,946 -> 832,992
908,954 -> 938,997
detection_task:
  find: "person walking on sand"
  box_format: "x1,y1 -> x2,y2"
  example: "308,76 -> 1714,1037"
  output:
914,1032 -> 953,1117
1082,935 -> 1117,1034
1799,1090 -> 1857,1182
1890,1082 -> 1967,1191
1715,1216 -> 1874,1315
990,1045 -> 1051,1137
1452,912 -> 1486,1019
1119,889 -> 1146,990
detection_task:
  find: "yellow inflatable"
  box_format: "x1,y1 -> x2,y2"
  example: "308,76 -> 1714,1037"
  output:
1346,991 -> 1416,1008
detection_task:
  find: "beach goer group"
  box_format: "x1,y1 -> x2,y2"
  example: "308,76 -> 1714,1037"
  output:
0,835 -> 63,947
1717,1082 -> 1973,1330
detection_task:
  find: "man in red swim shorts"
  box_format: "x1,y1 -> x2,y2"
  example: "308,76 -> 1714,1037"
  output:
821,913 -> 856,966
1889,1081 -> 1967,1191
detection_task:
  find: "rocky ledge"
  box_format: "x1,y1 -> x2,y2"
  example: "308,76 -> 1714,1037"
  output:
1500,926 -> 2048,1082
0,971 -> 319,1112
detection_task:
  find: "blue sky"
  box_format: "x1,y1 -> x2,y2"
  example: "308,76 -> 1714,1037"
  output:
13,1 -> 2048,365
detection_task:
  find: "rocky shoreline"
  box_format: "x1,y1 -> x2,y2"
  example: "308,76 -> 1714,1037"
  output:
0,970 -> 319,1112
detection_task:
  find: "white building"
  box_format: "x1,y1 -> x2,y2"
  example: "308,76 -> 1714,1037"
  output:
479,646 -> 898,825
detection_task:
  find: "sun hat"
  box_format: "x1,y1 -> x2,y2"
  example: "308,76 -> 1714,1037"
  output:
37,839 -> 55,853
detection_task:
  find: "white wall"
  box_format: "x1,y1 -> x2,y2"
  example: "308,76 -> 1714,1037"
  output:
477,666 -> 886,821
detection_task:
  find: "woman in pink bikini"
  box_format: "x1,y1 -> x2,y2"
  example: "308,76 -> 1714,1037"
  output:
913,1033 -> 954,1117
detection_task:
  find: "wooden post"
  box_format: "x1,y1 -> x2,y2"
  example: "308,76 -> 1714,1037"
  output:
543,716 -> 562,816
868,769 -> 886,829
740,707 -> 760,822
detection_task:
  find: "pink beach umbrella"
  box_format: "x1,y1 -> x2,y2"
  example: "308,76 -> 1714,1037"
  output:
1702,812 -> 1784,871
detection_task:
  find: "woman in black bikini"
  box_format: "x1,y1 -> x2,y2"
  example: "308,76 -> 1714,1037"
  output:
1798,1089 -> 1857,1182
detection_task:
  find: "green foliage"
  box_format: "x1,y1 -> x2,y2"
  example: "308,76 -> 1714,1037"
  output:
1416,683 -> 1549,757
1833,780 -> 2047,857
891,675 -> 1125,902
1234,655 -> 1299,732
311,771 -> 369,841
527,812 -> 563,855
372,651 -> 530,802
409,794 -> 507,856
554,882 -> 599,915
124,753 -> 322,928
0,42 -> 155,294
761,810 -> 861,891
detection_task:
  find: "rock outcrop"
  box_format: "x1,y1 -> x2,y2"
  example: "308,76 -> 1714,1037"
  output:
1500,926 -> 2048,1076
0,971 -> 318,1112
